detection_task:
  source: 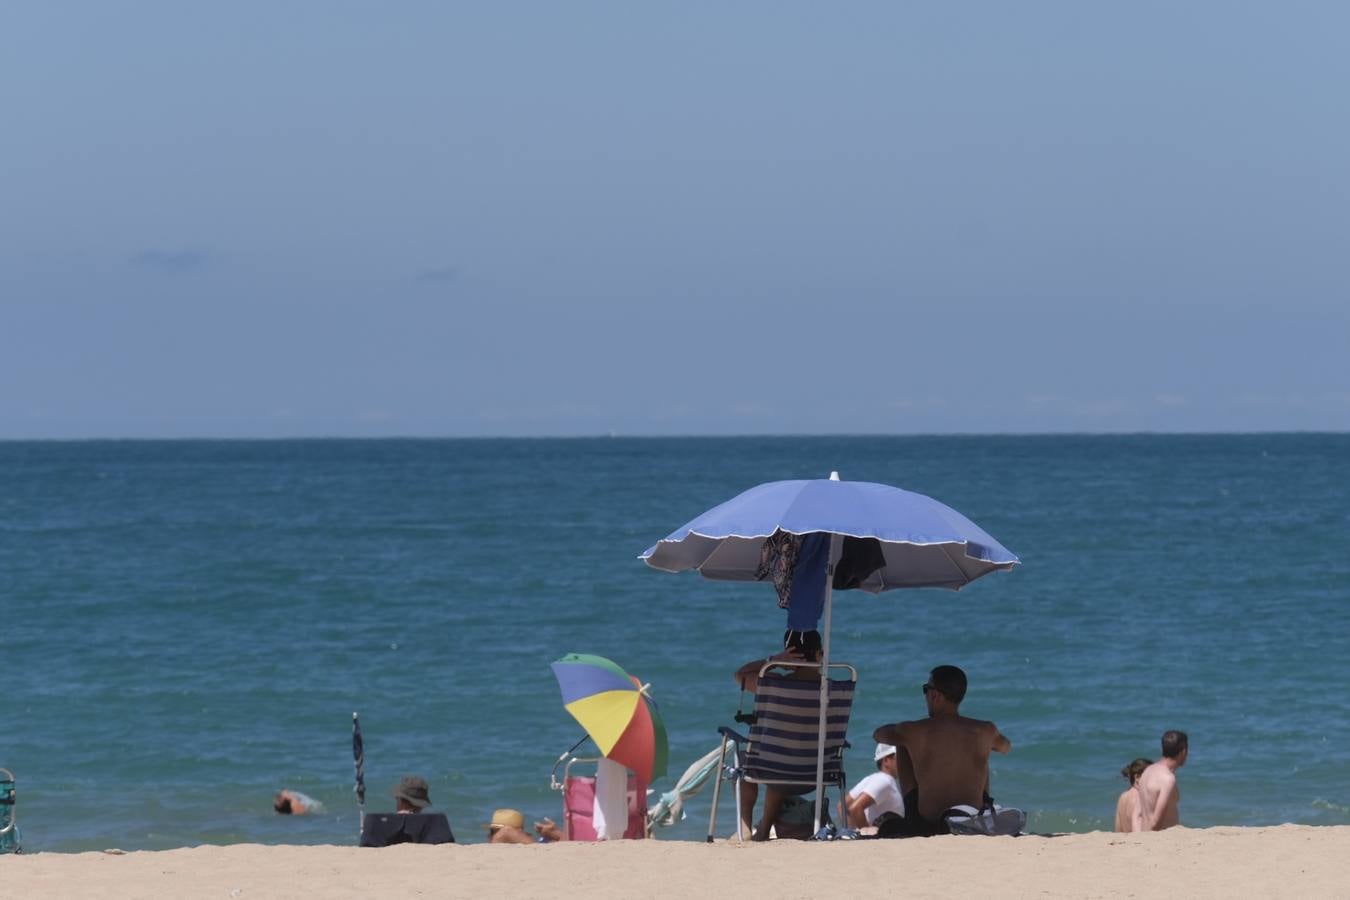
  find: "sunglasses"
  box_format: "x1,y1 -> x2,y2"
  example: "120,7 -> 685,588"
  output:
922,682 -> 941,698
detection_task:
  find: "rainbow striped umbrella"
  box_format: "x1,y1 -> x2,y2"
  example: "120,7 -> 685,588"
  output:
551,653 -> 668,784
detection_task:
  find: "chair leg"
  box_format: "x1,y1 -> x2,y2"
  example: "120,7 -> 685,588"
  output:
705,736 -> 730,843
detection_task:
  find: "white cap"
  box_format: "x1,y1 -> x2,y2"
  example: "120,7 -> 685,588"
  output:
875,742 -> 897,761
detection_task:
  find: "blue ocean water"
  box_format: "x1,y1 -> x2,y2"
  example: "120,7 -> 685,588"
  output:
3,435 -> 1348,852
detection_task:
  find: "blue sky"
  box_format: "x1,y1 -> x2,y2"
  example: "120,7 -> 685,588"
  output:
3,1 -> 1347,437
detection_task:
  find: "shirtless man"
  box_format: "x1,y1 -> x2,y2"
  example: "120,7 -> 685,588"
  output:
873,664 -> 1011,836
1135,730 -> 1187,831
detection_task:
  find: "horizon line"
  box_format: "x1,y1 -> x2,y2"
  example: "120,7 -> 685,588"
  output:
2,428 -> 1348,443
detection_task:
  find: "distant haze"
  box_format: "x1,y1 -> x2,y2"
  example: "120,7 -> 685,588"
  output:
3,2 -> 1347,437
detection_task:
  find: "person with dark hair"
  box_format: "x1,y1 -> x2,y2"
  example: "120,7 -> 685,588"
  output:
873,664 -> 1011,837
730,629 -> 824,840
1114,758 -> 1152,832
733,629 -> 823,693
273,789 -> 323,815
1136,731 -> 1188,830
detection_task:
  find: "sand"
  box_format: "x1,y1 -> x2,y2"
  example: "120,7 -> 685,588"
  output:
3,825 -> 1347,899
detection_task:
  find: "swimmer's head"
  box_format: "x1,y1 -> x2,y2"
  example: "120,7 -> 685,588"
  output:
274,792 -> 294,814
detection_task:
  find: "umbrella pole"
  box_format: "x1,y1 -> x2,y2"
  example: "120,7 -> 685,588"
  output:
352,712 -> 366,842
813,533 -> 843,835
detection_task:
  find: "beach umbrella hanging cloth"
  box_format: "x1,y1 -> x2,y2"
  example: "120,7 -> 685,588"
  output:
550,653 -> 668,784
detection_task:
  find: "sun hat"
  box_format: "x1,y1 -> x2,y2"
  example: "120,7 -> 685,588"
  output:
390,775 -> 431,809
483,808 -> 526,831
875,742 -> 898,762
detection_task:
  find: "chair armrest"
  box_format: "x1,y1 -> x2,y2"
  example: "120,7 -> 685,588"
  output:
717,726 -> 749,745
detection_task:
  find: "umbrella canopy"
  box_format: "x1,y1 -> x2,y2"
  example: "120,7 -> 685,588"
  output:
551,653 -> 669,784
641,477 -> 1018,589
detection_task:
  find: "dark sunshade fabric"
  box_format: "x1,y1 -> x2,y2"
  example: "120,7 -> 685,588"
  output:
359,813 -> 455,846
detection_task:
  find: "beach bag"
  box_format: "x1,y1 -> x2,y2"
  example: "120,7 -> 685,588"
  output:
943,802 -> 1026,836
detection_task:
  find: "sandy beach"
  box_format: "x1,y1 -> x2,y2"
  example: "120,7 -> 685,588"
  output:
4,825 -> 1348,900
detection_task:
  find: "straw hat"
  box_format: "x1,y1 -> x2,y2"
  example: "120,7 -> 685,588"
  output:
483,808 -> 526,831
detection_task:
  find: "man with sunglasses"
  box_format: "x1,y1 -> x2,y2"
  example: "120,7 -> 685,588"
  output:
872,665 -> 1011,837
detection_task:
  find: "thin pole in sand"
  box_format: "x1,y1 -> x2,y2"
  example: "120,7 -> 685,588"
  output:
352,712 -> 366,841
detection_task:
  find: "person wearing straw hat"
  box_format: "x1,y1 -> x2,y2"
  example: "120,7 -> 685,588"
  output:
484,808 -> 535,844
484,809 -> 565,844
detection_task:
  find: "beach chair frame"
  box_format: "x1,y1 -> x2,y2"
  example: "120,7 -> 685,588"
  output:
549,755 -> 650,840
706,660 -> 857,843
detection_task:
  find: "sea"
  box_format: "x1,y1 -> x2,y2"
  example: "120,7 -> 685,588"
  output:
3,435 -> 1348,852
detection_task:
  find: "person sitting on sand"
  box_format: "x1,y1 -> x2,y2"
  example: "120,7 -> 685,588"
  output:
358,775 -> 455,846
1135,731 -> 1187,831
483,808 -> 559,844
1114,758 -> 1152,832
273,789 -> 323,815
873,664 -> 1011,837
732,629 -> 824,841
846,743 -> 905,829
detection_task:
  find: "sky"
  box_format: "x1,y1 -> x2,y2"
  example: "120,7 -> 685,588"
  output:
3,1 -> 1348,437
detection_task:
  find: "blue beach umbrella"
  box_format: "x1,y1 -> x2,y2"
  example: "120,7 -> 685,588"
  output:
642,475 -> 1017,590
640,472 -> 1019,831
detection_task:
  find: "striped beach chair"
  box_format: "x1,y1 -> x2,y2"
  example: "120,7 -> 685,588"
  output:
706,662 -> 857,843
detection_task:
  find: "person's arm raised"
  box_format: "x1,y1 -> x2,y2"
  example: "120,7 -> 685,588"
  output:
873,721 -> 909,747
734,659 -> 768,692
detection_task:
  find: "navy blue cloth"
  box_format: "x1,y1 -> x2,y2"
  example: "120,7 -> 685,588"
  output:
785,533 -> 830,630
359,812 -> 455,846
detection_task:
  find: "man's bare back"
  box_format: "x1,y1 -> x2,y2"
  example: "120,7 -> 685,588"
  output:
877,715 -> 1010,822
1135,731 -> 1188,831
873,666 -> 1011,832
1134,761 -> 1181,830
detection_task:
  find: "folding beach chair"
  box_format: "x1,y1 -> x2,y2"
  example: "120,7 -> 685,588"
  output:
706,661 -> 857,843
1,768 -> 20,855
549,755 -> 649,840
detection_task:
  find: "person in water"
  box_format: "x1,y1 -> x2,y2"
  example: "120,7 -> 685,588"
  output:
1135,731 -> 1188,831
1114,757 -> 1152,832
873,664 -> 1011,837
273,789 -> 324,815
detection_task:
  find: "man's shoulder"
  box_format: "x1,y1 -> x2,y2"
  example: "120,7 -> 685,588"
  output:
956,714 -> 999,729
